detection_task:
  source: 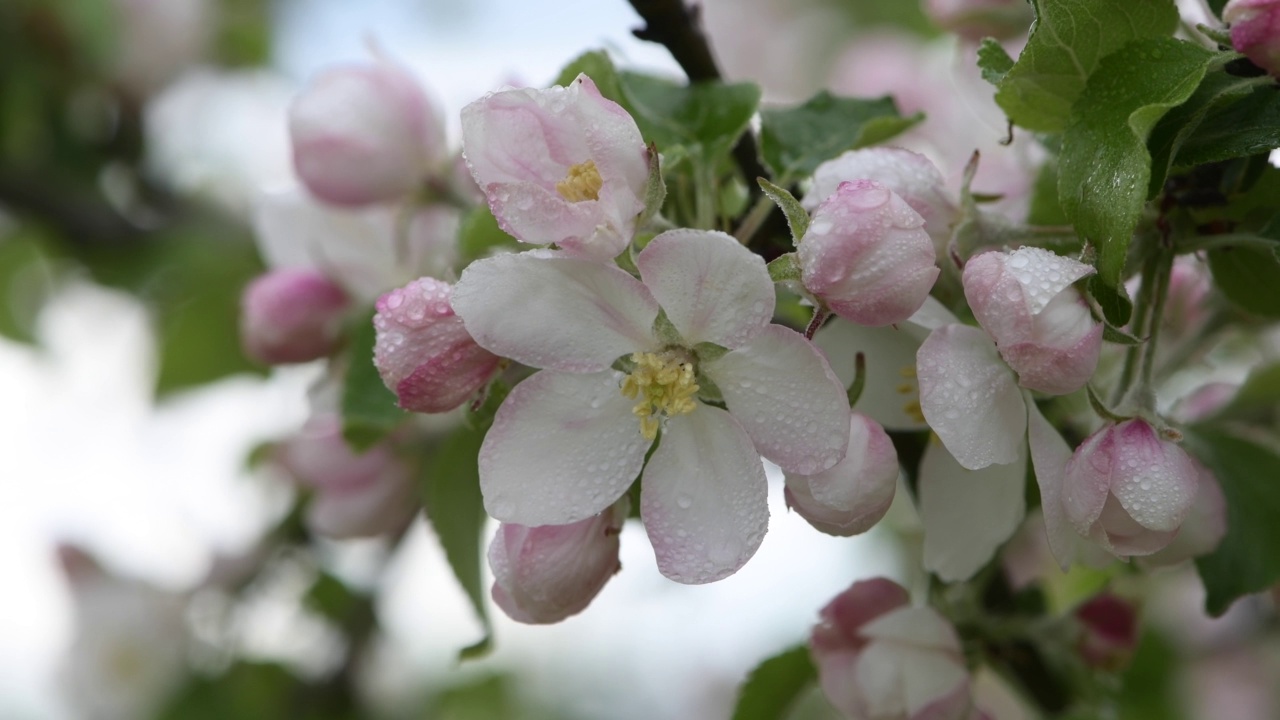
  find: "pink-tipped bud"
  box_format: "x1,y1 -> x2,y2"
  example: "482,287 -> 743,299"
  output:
785,413 -> 898,536
373,278 -> 502,414
488,498 -> 628,624
275,416 -> 417,539
240,269 -> 349,365
289,61 -> 443,206
812,578 -> 978,720
799,180 -> 939,327
1225,0 -> 1280,77
924,0 -> 1033,41
1062,419 -> 1201,558
1143,460 -> 1228,567
963,247 -> 1102,395
1075,593 -> 1139,670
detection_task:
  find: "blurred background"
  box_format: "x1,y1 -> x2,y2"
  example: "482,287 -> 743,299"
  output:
1,0 -> 1276,718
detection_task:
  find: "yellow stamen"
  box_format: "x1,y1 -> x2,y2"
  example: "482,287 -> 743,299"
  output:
620,351 -> 699,440
899,365 -> 917,379
556,160 -> 603,202
904,398 -> 926,424
899,363 -> 925,422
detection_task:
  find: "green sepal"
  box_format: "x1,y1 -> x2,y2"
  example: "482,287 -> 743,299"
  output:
757,178 -> 810,244
766,253 -> 802,283
636,142 -> 667,231
846,351 -> 867,409
653,308 -> 685,346
341,310 -> 408,451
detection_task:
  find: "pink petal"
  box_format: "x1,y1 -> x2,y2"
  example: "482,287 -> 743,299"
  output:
479,370 -> 650,526
452,251 -> 658,372
1106,420 -> 1200,532
704,325 -> 850,475
859,606 -> 964,653
784,413 -> 898,537
640,408 -> 769,584
485,181 -> 615,256
1143,461 -> 1227,566
635,229 -> 775,348
916,324 -> 1026,469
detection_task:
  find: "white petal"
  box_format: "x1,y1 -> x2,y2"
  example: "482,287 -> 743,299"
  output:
640,408 -> 769,584
479,370 -> 650,525
635,229 -> 774,347
916,324 -> 1026,469
1026,394 -> 1087,571
814,318 -> 929,431
705,325 -> 850,474
859,606 -> 963,653
920,439 -> 1027,582
453,251 -> 658,372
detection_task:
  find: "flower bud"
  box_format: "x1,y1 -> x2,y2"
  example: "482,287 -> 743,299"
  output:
924,0 -> 1033,41
275,416 -> 417,539
1074,593 -> 1139,671
461,74 -> 649,261
785,414 -> 898,536
1225,0 -> 1280,77
963,247 -> 1102,395
488,498 -> 628,624
1062,419 -> 1200,557
1142,460 -> 1227,567
373,278 -> 502,413
109,0 -> 212,97
812,578 -> 979,720
240,268 -> 349,365
289,60 -> 443,206
798,180 -> 939,326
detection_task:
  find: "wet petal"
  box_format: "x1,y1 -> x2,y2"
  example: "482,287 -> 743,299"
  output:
636,229 -> 775,348
705,325 -> 850,474
453,251 -> 658,372
640,408 -> 769,584
479,370 -> 650,525
1027,395 -> 1091,571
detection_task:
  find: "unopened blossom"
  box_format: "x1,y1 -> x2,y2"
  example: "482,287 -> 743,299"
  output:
1074,593 -> 1140,670
805,147 -> 959,252
489,498 -> 628,624
274,415 -> 417,539
289,60 -> 445,206
924,0 -> 1033,40
453,230 -> 849,584
240,268 -> 349,365
1062,418 -> 1200,557
798,180 -> 940,326
1225,0 -> 1280,76
785,413 -> 899,536
109,0 -> 212,97
461,74 -> 649,261
811,578 -> 984,720
373,278 -> 502,413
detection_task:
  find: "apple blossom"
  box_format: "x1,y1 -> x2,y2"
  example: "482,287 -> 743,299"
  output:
240,268 -> 349,365
488,498 -> 628,624
1062,418 -> 1200,557
452,229 -> 849,583
811,578 -> 984,720
373,277 -> 502,413
289,59 -> 445,206
461,74 -> 649,261
784,413 -> 899,536
1225,0 -> 1280,77
798,180 -> 940,326
1074,593 -> 1140,671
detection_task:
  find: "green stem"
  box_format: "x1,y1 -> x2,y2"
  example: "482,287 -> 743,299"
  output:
733,194 -> 775,244
1138,249 -> 1175,394
1112,254 -> 1158,407
694,158 -> 716,230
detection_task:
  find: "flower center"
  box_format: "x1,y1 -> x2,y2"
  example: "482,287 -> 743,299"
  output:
897,364 -> 926,424
620,351 -> 699,440
556,160 -> 603,202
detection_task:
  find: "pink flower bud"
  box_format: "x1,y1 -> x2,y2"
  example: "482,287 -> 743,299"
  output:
963,247 -> 1102,395
1074,593 -> 1139,670
785,414 -> 898,536
373,278 -> 502,414
275,416 -> 417,539
805,147 -> 959,252
812,578 -> 979,720
924,0 -> 1033,41
461,74 -> 649,261
1225,0 -> 1280,77
1142,460 -> 1227,566
488,498 -> 628,624
799,180 -> 940,326
1062,419 -> 1201,557
289,61 -> 443,206
240,268 -> 349,365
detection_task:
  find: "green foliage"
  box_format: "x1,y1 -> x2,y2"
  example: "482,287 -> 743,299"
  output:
995,0 -> 1180,133
553,50 -> 626,106
1116,631 -> 1188,720
758,179 -> 810,244
340,311 -> 406,450
1167,82 -> 1280,171
422,674 -> 523,720
1087,275 -> 1134,328
216,0 -> 273,67
1147,68 -> 1263,196
1212,362 -> 1280,423
303,571 -> 362,625
157,662 -> 354,720
977,38 -> 1015,86
758,92 -> 921,183
1026,158 -> 1069,226
618,72 -> 760,157
0,226 -> 60,343
731,645 -> 817,720
1207,242 -> 1280,317
1186,428 -> 1280,616
1058,38 -> 1213,290
458,204 -> 520,264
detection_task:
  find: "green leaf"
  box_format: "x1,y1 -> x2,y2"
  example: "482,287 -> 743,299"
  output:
458,204 -> 519,264
1207,243 -> 1280,317
995,0 -> 1180,133
0,227 -> 60,343
758,178 -> 809,243
977,38 -> 1015,86
553,50 -> 627,110
1165,81 -> 1280,170
731,645 -> 817,720
758,92 -> 921,182
618,73 -> 760,156
1117,631 -> 1189,720
1102,323 -> 1142,345
341,312 -> 407,451
1206,0 -> 1228,17
1087,274 -> 1134,327
1186,428 -> 1280,616
1026,157 -> 1069,226
1211,363 -> 1280,422
1059,38 -> 1214,290
422,424 -> 493,660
